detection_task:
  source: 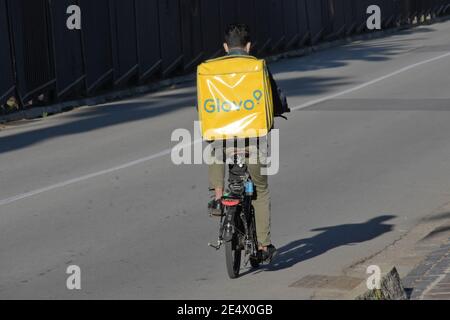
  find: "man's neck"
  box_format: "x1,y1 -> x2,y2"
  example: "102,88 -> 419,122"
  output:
227,47 -> 249,56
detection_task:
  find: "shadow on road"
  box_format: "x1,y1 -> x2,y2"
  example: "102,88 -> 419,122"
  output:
244,215 -> 396,275
0,94 -> 196,155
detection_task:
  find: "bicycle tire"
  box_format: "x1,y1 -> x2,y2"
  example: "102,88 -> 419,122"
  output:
225,231 -> 242,279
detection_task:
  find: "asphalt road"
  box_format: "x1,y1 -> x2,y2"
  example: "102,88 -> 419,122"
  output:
1,20 -> 450,299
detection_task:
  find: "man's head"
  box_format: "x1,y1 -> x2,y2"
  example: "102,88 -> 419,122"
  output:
224,24 -> 251,54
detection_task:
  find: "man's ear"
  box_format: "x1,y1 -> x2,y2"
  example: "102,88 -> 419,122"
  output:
223,43 -> 229,53
245,42 -> 251,54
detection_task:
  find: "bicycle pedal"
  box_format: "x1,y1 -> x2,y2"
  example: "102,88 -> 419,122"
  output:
208,241 -> 222,250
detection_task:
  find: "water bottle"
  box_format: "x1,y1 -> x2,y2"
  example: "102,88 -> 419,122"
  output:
245,181 -> 254,197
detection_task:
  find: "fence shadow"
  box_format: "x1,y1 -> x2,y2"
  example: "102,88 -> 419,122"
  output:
0,95 -> 195,154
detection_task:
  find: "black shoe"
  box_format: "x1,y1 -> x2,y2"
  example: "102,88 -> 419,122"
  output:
260,245 -> 278,263
208,199 -> 223,217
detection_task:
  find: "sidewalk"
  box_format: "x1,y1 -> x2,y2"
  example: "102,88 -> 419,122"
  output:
403,239 -> 450,300
334,203 -> 450,300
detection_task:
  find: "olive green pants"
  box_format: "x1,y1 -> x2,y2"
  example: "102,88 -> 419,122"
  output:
207,144 -> 271,247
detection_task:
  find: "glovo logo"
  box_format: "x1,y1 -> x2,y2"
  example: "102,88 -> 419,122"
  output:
204,90 -> 263,113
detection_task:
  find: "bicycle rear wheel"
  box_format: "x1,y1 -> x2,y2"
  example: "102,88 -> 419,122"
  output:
225,232 -> 242,279
224,207 -> 242,279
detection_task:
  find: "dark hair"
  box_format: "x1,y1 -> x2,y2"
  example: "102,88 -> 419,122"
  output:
224,24 -> 251,48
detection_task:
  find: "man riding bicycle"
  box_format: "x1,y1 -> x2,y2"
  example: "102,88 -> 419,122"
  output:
202,24 -> 289,263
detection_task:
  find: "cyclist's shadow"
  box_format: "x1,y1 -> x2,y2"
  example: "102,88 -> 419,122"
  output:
247,215 -> 396,274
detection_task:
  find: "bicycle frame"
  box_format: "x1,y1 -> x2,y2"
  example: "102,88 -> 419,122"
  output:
208,152 -> 260,268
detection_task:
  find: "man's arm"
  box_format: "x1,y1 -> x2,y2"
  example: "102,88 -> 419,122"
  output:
268,69 -> 290,117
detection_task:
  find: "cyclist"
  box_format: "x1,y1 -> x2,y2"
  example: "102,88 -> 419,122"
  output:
204,24 -> 290,262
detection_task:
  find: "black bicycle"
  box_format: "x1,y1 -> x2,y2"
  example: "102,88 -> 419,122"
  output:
208,150 -> 261,279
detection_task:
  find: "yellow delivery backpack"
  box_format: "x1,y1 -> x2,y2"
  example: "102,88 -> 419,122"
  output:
197,55 -> 274,141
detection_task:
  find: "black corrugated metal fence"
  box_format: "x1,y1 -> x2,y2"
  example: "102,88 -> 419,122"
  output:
1,0 -> 449,112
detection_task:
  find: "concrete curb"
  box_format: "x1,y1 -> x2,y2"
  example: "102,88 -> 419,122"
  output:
356,267 -> 408,300
1,15 -> 449,125
341,201 -> 450,300
0,73 -> 196,124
